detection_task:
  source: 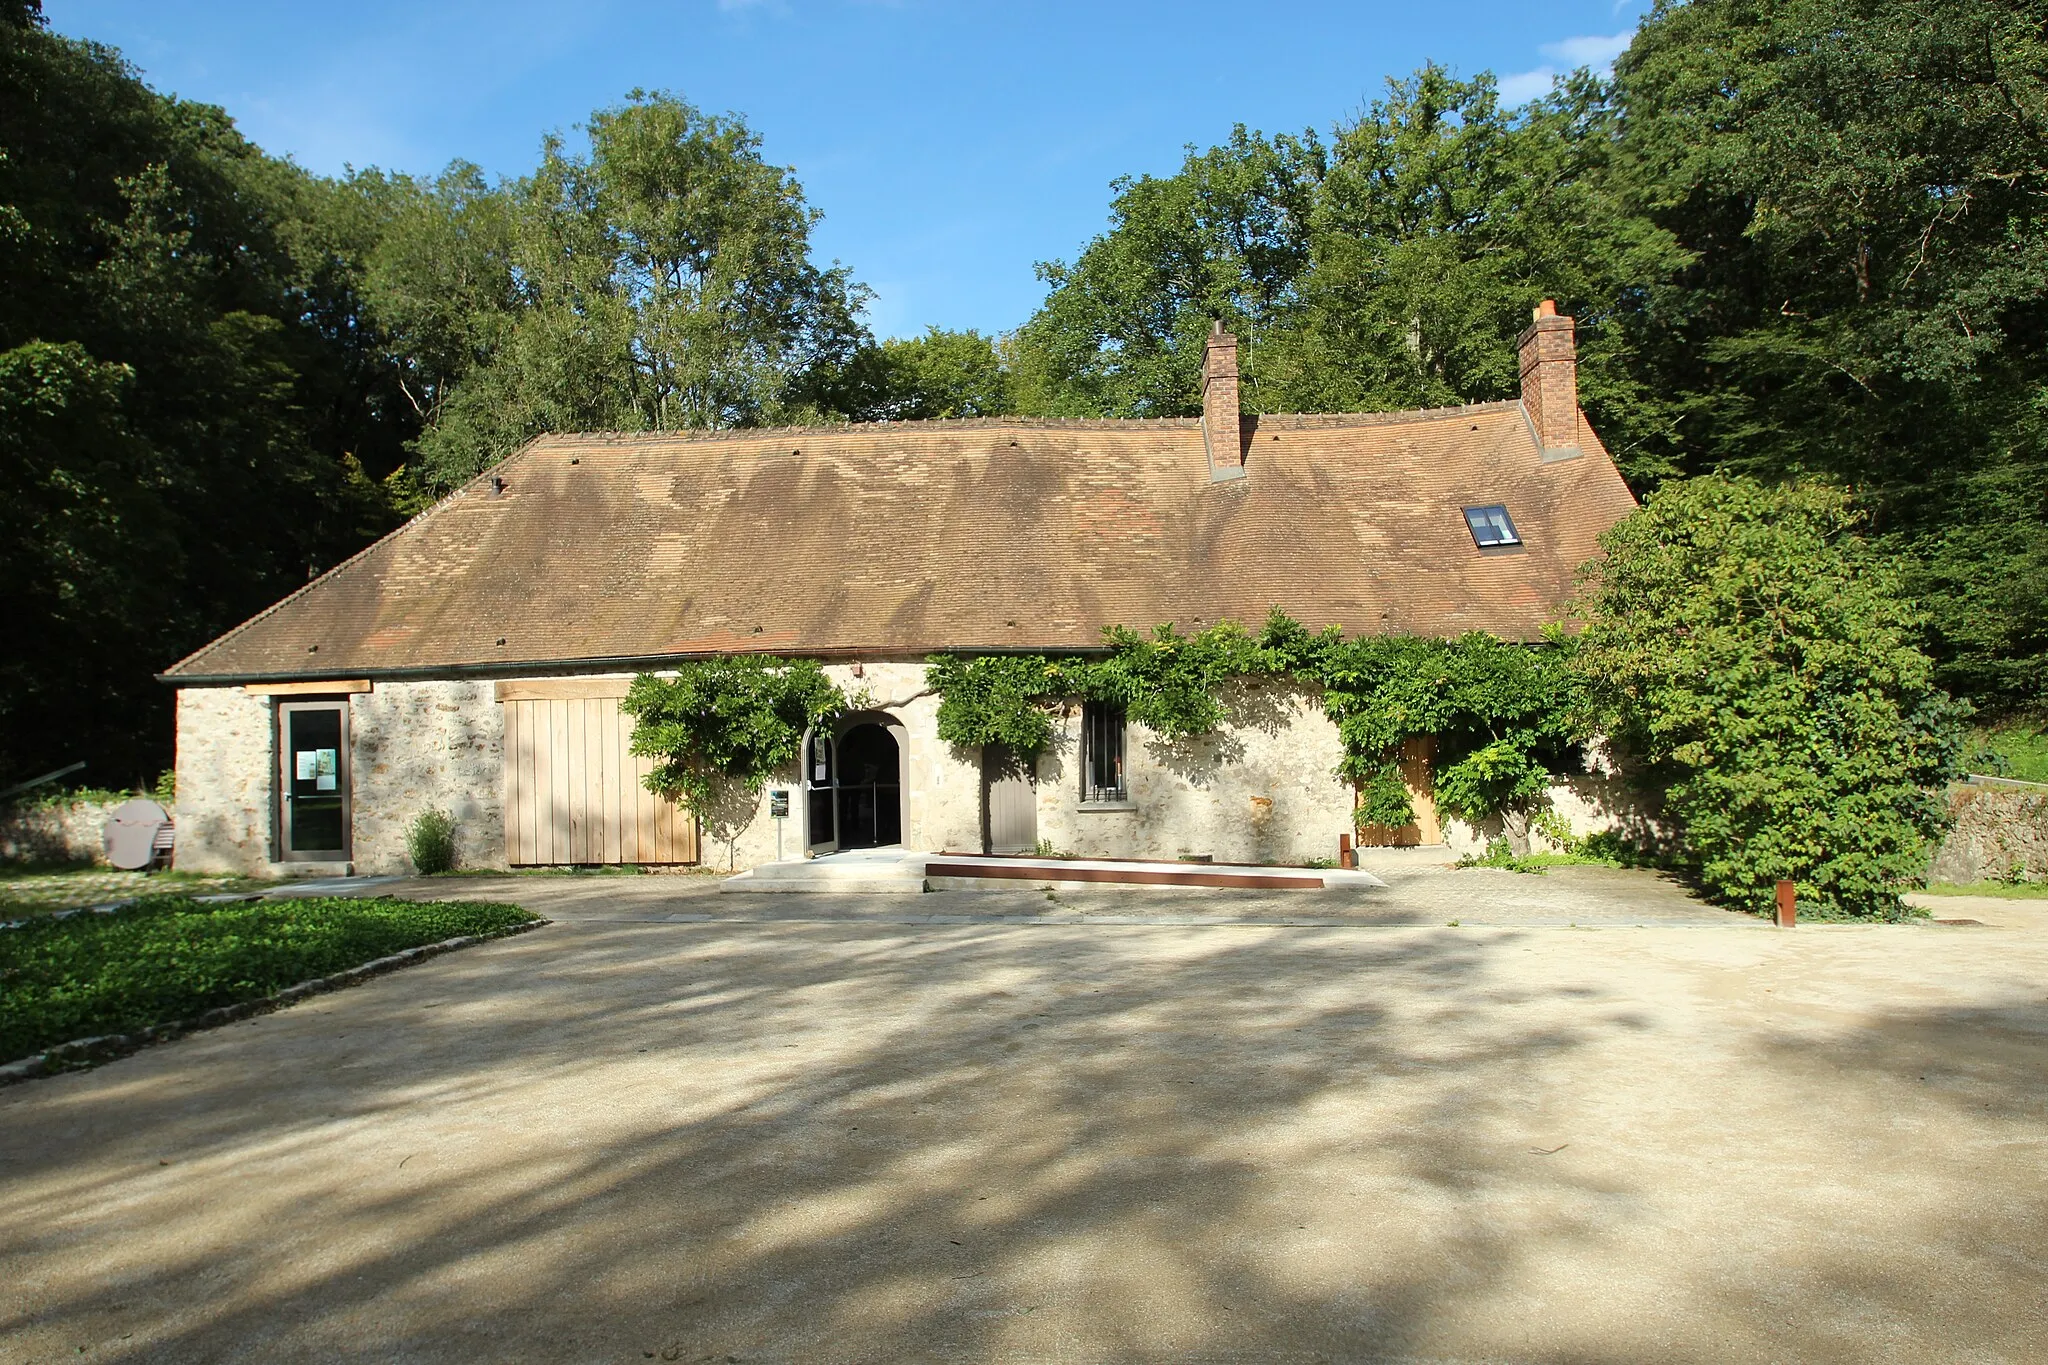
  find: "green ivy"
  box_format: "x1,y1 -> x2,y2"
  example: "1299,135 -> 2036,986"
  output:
927,654 -> 1071,753
622,657 -> 848,809
925,610 -> 1589,827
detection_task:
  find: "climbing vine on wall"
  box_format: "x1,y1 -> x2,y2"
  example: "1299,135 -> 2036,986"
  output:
622,656 -> 848,809
924,610 -> 1591,828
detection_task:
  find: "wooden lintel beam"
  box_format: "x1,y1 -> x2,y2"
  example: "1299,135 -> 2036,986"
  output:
243,679 -> 373,696
493,678 -> 635,703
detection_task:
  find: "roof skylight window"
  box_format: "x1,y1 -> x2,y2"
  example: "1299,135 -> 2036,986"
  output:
1462,504 -> 1521,548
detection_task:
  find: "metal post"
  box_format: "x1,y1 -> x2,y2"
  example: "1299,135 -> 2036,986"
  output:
1339,832 -> 1355,871
1775,879 -> 1796,928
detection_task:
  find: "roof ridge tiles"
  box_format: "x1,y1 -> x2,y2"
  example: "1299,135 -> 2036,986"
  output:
531,399 -> 1526,447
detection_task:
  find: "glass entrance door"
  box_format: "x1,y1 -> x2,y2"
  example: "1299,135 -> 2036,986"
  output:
805,731 -> 836,854
835,723 -> 901,849
279,702 -> 350,859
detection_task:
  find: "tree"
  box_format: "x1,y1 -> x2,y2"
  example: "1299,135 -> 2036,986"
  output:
871,328 -> 1014,420
1264,66 -> 1671,434
1606,0 -> 2048,708
0,19 -> 408,785
413,92 -> 873,490
1574,477 -> 1965,920
1007,68 -> 1667,429
1009,125 -> 1325,417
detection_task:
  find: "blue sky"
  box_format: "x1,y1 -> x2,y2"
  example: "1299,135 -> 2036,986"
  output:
48,1 -> 1648,340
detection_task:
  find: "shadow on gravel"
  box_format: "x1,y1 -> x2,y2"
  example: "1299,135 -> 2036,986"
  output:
1,918 -> 2038,1362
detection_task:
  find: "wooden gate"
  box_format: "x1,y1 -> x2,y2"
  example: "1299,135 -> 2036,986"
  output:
497,681 -> 698,865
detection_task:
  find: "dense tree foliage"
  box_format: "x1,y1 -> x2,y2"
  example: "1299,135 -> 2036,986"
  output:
2,13 -> 889,784
1,9 -> 406,786
399,93 -> 874,490
1607,0 -> 2048,707
1575,478 -> 1965,919
864,328 -> 1014,420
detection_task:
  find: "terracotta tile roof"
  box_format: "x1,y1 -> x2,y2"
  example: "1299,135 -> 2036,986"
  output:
162,402 -> 1638,681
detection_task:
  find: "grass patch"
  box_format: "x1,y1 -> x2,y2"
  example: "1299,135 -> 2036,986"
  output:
1920,880 -> 2048,899
1457,837 -> 1625,875
0,895 -> 537,1063
1967,717 -> 2048,784
0,868 -> 273,919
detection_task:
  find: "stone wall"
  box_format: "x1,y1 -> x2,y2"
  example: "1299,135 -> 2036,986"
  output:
173,680 -> 504,876
1034,681 -> 1353,865
350,679 -> 504,874
1931,782 -> 2048,884
0,797 -> 128,866
172,662 -> 1659,876
173,686 -> 275,875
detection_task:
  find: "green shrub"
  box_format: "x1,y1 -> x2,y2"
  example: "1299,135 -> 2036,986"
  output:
406,810 -> 458,875
1574,477 -> 1965,920
0,895 -> 537,1062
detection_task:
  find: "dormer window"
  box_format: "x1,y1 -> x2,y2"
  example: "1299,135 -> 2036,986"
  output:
1463,504 -> 1521,548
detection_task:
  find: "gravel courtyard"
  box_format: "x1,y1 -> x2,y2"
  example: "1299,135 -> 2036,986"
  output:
3,870 -> 2045,1363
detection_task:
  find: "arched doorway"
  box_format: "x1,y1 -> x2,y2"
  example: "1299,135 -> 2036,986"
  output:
804,716 -> 904,853
835,723 -> 902,848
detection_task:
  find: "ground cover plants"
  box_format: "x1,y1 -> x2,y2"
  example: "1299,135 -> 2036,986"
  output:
1922,880 -> 2048,899
1965,718 -> 2048,784
0,868 -> 271,919
0,895 -> 536,1063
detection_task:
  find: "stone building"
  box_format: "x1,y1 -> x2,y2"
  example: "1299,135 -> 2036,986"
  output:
162,304 -> 1638,876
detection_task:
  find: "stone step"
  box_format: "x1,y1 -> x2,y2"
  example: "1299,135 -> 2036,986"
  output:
720,851 -> 930,895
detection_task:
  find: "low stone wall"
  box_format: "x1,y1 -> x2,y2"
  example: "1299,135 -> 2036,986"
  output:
1931,782 -> 2048,884
0,798 -> 128,866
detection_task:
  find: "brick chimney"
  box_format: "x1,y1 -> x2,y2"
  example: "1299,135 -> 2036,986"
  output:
1202,320 -> 1245,481
1518,299 -> 1581,455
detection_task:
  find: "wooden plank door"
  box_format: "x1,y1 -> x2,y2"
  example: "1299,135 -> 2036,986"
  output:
982,744 -> 1037,855
501,693 -> 698,865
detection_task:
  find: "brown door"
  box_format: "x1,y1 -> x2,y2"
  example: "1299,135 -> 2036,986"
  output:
983,744 -> 1037,855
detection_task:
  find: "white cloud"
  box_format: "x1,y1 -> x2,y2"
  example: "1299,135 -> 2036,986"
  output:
1498,67 -> 1562,104
1540,30 -> 1634,67
1499,27 -> 1636,105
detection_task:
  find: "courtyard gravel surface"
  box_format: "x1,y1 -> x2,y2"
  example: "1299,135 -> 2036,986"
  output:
2,868 -> 2044,1363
